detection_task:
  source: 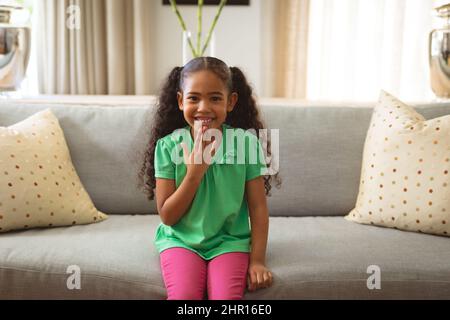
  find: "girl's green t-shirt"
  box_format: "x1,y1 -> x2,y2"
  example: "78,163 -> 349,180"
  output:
153,123 -> 267,260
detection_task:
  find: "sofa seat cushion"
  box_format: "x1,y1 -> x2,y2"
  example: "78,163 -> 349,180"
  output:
0,215 -> 449,299
251,216 -> 450,299
0,214 -> 166,299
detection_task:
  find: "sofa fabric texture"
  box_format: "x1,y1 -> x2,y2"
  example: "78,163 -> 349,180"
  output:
0,100 -> 449,299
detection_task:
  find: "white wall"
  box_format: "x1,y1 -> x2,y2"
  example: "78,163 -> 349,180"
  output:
151,0 -> 268,97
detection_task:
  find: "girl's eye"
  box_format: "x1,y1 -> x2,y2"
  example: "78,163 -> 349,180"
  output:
186,96 -> 221,102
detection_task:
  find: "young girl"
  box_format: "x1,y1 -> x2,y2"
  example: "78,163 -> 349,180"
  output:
140,57 -> 279,300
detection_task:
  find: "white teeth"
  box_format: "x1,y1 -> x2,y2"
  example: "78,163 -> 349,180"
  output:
195,118 -> 212,123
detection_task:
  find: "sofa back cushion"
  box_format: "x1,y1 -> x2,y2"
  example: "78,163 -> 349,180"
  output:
0,102 -> 155,214
260,101 -> 450,216
1,100 -> 449,216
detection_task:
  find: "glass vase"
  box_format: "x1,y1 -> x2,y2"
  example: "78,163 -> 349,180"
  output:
182,30 -> 215,65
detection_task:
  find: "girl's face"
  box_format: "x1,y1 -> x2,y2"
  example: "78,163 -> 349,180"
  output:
177,70 -> 238,133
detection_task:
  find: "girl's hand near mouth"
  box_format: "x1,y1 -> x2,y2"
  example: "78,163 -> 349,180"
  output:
180,121 -> 219,180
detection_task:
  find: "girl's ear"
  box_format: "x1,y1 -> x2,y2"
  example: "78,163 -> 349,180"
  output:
177,91 -> 183,110
227,92 -> 238,112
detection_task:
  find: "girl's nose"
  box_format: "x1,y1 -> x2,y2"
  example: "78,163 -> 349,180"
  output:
197,100 -> 210,111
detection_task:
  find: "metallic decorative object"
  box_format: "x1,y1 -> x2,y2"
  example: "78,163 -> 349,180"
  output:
0,1 -> 31,91
429,3 -> 450,98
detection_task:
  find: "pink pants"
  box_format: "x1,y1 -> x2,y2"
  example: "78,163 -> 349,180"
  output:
160,247 -> 249,300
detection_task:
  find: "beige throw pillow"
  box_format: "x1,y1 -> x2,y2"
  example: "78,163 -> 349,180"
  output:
345,90 -> 450,237
0,109 -> 107,233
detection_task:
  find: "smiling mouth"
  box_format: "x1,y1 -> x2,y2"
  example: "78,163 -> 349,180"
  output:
194,117 -> 214,123
194,117 -> 215,132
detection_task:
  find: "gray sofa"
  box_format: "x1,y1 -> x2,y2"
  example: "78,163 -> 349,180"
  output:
1,98 -> 449,299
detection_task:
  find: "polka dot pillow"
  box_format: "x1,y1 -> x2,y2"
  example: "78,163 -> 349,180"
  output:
345,90 -> 449,237
0,109 -> 107,233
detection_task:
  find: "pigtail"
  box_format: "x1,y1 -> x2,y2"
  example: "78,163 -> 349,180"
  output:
139,66 -> 187,201
154,66 -> 187,138
227,67 -> 282,196
226,67 -> 259,130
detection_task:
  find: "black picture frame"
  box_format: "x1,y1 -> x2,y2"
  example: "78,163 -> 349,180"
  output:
163,0 -> 249,5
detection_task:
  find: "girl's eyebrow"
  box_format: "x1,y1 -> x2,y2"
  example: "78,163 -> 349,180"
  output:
187,91 -> 224,96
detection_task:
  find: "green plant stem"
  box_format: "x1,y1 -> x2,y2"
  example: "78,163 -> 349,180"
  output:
197,0 -> 203,55
169,0 -> 197,57
201,0 -> 227,56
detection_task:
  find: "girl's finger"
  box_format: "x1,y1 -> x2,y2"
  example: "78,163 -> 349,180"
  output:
193,127 -> 201,146
256,272 -> 263,289
192,131 -> 203,164
247,275 -> 253,291
249,272 -> 257,291
263,272 -> 270,288
201,139 -> 216,165
194,130 -> 203,154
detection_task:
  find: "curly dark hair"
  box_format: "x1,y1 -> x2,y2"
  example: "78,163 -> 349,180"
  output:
139,56 -> 281,200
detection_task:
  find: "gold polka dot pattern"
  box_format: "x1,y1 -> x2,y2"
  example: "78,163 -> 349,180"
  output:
0,109 -> 108,232
345,91 -> 450,237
